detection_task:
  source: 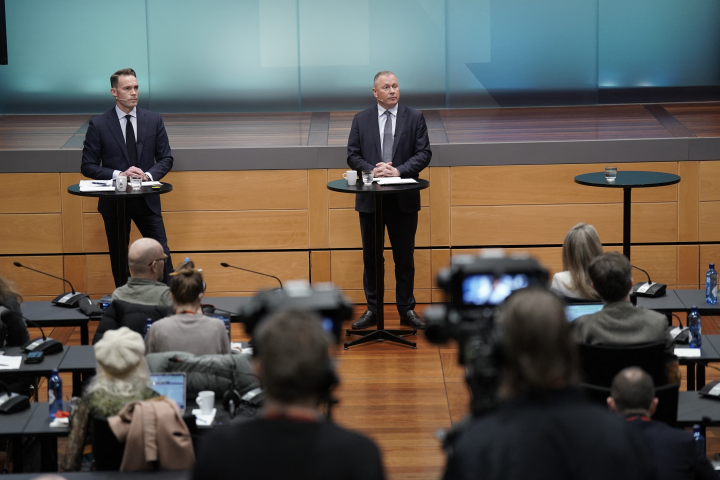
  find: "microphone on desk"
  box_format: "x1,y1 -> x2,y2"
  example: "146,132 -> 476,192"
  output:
13,262 -> 90,308
0,307 -> 63,355
220,263 -> 283,289
631,264 -> 667,298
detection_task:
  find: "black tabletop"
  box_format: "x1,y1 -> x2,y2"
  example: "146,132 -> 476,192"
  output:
203,296 -> 252,321
24,401 -> 70,435
59,345 -> 96,373
677,391 -> 720,426
22,301 -> 89,322
67,183 -> 173,198
0,402 -> 38,436
636,290 -> 685,312
0,346 -> 68,375
327,178 -> 429,195
675,289 -> 720,315
574,171 -> 680,188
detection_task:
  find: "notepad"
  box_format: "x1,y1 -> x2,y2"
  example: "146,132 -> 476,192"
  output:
0,356 -> 22,370
674,348 -> 702,358
375,178 -> 418,185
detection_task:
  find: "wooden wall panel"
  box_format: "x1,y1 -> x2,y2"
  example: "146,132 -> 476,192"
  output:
161,171 -> 308,211
430,168 -> 450,246
61,173 -> 84,253
308,169 -> 329,248
0,256 -> 65,297
85,255 -> 120,295
63,255 -> 87,294
0,214 -> 63,254
699,161 -> 720,202
329,208 -> 430,249
700,245 -> 720,286
431,249 -> 450,303
330,249 -> 431,291
451,163 -> 677,206
82,213 -> 142,253
0,173 -> 61,213
310,251 -> 331,284
678,161 -> 699,242
679,245 -> 700,287
699,202 -> 720,242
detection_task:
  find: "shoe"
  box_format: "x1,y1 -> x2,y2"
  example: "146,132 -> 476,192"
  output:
352,310 -> 377,329
400,310 -> 425,329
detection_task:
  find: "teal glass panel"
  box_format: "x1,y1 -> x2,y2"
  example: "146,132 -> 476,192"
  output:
145,0 -> 300,112
0,0 -> 149,114
599,0 -> 720,88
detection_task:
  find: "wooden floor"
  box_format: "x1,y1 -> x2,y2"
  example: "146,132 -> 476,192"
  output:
20,305 -> 720,478
2,103 -> 720,150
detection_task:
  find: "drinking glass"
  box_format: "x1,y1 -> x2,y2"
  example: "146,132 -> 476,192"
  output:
130,174 -> 142,190
362,170 -> 374,185
605,166 -> 617,183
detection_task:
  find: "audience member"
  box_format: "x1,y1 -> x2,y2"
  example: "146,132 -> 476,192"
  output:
145,261 -> 230,355
609,367 -> 715,480
193,310 -> 385,480
551,223 -> 603,300
0,272 -> 30,348
111,238 -> 172,308
61,327 -> 159,471
443,288 -> 655,480
573,252 -> 679,383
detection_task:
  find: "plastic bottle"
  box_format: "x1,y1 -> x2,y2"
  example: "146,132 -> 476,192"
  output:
48,369 -> 63,418
706,263 -> 717,304
144,318 -> 153,339
688,307 -> 702,349
693,425 -> 705,455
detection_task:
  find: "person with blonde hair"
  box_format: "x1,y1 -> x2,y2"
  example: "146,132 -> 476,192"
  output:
551,223 -> 603,300
61,327 -> 159,471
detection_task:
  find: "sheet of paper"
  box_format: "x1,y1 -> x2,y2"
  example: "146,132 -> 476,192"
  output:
142,181 -> 162,186
674,348 -> 702,358
193,408 -> 217,426
0,356 -> 22,370
79,186 -> 115,192
376,178 -> 418,185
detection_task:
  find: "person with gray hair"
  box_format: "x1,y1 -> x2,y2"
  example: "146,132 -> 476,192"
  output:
608,367 -> 716,480
443,287 -> 656,480
111,237 -> 172,308
193,310 -> 385,480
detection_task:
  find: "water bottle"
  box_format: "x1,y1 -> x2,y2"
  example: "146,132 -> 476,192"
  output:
688,307 -> 702,349
48,369 -> 63,418
706,263 -> 717,304
144,318 -> 153,339
693,425 -> 705,455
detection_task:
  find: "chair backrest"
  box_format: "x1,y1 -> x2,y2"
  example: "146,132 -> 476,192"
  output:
91,416 -> 125,471
579,383 -> 679,426
577,342 -> 667,387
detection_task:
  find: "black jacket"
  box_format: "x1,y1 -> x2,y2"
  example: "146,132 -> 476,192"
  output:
93,300 -> 173,344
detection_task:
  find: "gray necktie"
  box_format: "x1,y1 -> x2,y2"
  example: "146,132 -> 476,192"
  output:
383,110 -> 394,163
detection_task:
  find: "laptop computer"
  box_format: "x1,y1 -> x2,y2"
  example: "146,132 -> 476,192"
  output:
150,372 -> 187,414
208,313 -> 232,343
565,303 -> 604,322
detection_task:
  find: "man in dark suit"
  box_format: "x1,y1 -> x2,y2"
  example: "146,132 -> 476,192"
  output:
347,71 -> 432,330
608,367 -> 716,480
81,68 -> 174,287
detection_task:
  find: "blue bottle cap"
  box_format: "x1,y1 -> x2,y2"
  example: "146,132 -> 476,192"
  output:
711,263 -> 715,269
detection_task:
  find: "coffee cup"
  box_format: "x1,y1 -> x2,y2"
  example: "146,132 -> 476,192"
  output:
196,390 -> 215,415
343,170 -> 357,186
116,176 -> 127,192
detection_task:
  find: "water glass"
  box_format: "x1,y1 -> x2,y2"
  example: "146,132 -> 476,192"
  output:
362,170 -> 374,185
130,174 -> 142,190
605,166 -> 617,183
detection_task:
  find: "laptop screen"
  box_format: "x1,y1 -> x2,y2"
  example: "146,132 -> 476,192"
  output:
565,303 -> 604,322
150,373 -> 186,412
208,314 -> 231,343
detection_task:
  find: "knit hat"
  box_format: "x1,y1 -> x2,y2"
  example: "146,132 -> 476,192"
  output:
94,327 -> 146,376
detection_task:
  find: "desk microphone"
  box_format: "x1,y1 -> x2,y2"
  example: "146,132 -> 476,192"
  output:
631,264 -> 667,298
13,262 -> 90,308
220,263 -> 283,289
0,307 -> 63,355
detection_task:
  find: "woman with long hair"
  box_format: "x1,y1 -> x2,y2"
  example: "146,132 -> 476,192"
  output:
0,272 -> 30,347
551,223 -> 603,300
61,327 -> 158,471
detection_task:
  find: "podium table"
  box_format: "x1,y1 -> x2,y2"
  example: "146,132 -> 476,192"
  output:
67,183 -> 173,286
327,178 -> 429,349
574,171 -> 680,260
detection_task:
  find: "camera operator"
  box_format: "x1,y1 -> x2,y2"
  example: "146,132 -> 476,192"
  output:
443,287 -> 656,480
193,309 -> 385,480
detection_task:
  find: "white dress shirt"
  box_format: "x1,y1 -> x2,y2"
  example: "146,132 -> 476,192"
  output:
112,106 -> 152,180
377,103 -> 398,161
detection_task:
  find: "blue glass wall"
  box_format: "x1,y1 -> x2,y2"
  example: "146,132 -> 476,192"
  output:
1,0 -> 718,113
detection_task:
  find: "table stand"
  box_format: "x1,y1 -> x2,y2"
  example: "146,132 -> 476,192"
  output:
345,193 -> 417,350
117,198 -> 129,286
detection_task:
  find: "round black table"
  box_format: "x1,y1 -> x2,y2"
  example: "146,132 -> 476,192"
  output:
68,183 -> 173,286
327,178 -> 429,350
574,171 -> 680,260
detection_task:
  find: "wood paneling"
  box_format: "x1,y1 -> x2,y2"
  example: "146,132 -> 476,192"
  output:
700,245 -> 720,285
310,251 -> 331,284
680,245 -> 700,287
431,249 -> 451,288
0,256 -> 65,297
82,213 -> 142,253
0,173 -> 60,213
700,161 -> 720,201
161,170 -> 308,211
429,168 -> 450,246
308,169 -> 329,248
84,255 -> 116,295
330,249 -> 431,290
699,202 -> 720,241
63,255 -> 87,294
678,161 -> 699,242
61,173 -> 84,253
0,214 -> 63,254
329,207 -> 430,249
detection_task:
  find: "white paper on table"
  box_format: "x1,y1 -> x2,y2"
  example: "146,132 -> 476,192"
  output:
141,181 -> 162,186
50,417 -> 70,428
193,408 -> 217,426
674,348 -> 702,358
0,356 -> 22,370
79,186 -> 115,192
79,179 -> 115,192
375,178 -> 418,185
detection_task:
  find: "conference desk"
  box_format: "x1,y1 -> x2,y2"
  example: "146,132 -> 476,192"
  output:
202,296 -> 251,322
1,402 -> 69,472
22,301 -> 91,345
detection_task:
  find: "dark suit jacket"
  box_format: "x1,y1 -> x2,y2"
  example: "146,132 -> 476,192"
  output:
628,418 -> 716,480
347,104 -> 431,213
81,107 -> 174,217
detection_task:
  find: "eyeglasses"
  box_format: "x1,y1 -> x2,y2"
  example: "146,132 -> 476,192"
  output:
148,255 -> 168,267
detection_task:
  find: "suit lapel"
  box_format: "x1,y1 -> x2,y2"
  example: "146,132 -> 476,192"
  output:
135,108 -> 147,163
107,109 -> 130,163
392,104 -> 407,160
371,107 -> 382,162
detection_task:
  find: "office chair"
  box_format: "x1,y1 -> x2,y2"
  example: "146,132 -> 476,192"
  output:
577,342 -> 667,387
